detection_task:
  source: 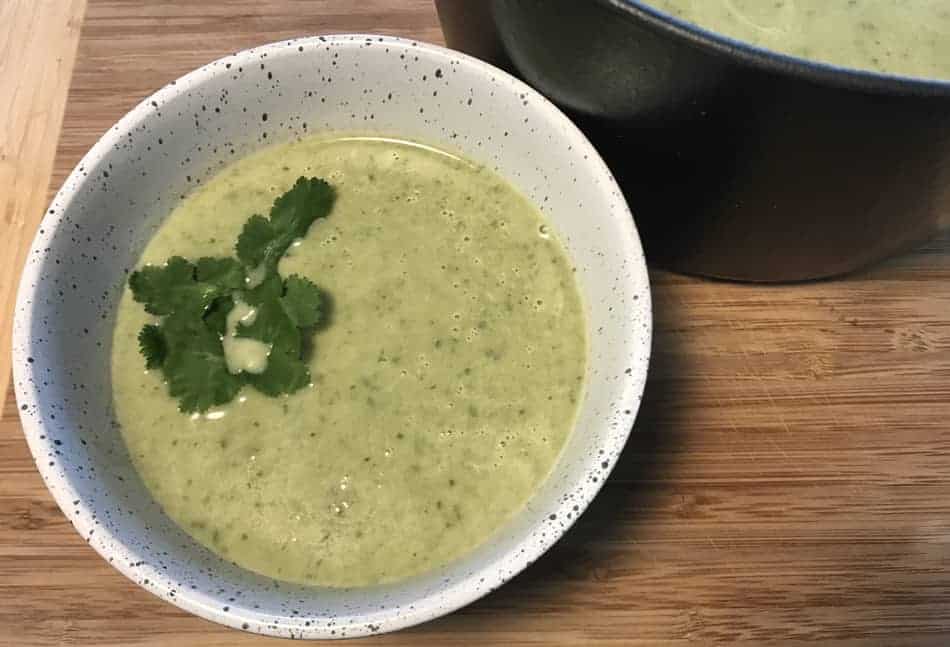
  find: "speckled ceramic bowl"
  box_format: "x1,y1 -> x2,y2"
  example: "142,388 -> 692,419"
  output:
13,35 -> 651,638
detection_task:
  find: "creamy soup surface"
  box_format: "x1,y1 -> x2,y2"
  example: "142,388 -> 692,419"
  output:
645,0 -> 950,80
111,135 -> 587,587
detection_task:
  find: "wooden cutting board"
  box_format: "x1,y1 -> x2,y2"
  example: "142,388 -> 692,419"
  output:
3,1 -> 950,645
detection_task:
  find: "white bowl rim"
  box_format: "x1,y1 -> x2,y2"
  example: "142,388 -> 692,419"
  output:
13,33 -> 653,638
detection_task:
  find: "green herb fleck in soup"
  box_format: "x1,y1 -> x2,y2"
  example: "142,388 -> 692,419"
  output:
111,135 -> 587,587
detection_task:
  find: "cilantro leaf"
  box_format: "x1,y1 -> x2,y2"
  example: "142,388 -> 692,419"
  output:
246,350 -> 310,396
242,272 -> 283,306
129,175 -> 335,413
236,298 -> 301,358
269,177 -> 335,237
138,324 -> 166,369
196,257 -> 246,290
203,296 -> 234,337
129,256 -> 196,315
281,275 -> 323,328
161,308 -> 223,355
160,309 -> 245,412
164,347 -> 245,413
130,256 -> 228,316
235,214 -> 277,269
236,177 -> 336,271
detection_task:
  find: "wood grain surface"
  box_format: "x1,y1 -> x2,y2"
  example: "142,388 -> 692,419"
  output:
0,0 -> 86,404
4,1 -> 950,645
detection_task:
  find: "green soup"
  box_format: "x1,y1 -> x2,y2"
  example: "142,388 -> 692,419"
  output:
646,0 -> 950,80
111,135 -> 587,587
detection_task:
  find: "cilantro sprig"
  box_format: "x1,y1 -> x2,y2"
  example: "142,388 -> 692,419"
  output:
129,177 -> 335,413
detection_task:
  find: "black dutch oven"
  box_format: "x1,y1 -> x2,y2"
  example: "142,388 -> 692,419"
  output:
436,0 -> 950,281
